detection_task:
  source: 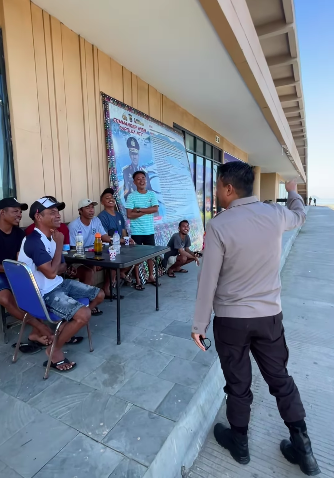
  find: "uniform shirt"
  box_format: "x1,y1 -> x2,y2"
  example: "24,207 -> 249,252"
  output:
68,217 -> 107,247
98,210 -> 125,236
25,222 -> 70,245
0,226 -> 25,274
163,233 -> 191,267
192,191 -> 306,336
18,228 -> 64,296
126,190 -> 158,235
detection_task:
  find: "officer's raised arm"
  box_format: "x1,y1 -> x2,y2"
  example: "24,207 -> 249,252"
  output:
280,179 -> 306,231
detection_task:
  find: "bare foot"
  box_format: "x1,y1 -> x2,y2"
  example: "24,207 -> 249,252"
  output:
45,347 -> 75,371
29,334 -> 54,346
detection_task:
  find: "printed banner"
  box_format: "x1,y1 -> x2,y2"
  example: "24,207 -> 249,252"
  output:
223,152 -> 243,163
102,94 -> 204,250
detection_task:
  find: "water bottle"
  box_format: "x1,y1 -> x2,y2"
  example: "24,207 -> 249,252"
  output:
75,230 -> 84,256
113,231 -> 121,254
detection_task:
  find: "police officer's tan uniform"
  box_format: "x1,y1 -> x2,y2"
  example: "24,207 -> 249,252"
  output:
192,192 -> 306,428
123,137 -> 152,201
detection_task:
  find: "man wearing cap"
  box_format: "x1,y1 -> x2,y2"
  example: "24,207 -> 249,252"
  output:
68,199 -> 113,306
18,197 -> 104,371
0,197 -> 55,346
191,162 -> 319,476
123,136 -> 152,201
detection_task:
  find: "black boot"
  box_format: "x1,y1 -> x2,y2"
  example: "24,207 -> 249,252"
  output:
214,423 -> 250,465
280,425 -> 320,476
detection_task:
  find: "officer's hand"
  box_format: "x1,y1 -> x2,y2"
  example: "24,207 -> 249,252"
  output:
191,332 -> 206,351
285,179 -> 298,193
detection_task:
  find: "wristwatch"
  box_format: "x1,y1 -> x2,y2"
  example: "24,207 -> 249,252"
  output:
136,208 -> 141,213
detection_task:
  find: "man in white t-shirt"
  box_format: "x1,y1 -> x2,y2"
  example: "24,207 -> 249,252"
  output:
68,199 -> 112,299
19,197 -> 104,372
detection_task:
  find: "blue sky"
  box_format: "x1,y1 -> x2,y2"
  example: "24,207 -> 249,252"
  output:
294,0 -> 334,198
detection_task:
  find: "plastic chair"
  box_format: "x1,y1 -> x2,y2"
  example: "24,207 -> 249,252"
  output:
3,259 -> 94,379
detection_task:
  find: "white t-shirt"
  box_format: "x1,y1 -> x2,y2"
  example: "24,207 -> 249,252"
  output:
68,217 -> 107,247
18,228 -> 63,296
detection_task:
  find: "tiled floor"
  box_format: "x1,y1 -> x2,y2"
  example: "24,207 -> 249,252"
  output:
0,262 -> 217,478
189,207 -> 334,478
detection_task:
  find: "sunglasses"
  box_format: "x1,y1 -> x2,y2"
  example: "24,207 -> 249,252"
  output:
199,336 -> 211,351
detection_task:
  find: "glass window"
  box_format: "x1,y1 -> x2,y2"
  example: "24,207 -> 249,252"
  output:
205,144 -> 213,159
196,139 -> 204,156
185,133 -> 195,152
213,147 -> 220,162
0,30 -> 15,200
196,156 -> 204,224
187,152 -> 195,184
213,164 -> 218,216
205,160 -> 212,225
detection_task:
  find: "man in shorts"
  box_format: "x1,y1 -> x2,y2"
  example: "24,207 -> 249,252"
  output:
19,197 -> 105,371
0,197 -> 55,346
162,220 -> 199,277
126,171 -> 159,290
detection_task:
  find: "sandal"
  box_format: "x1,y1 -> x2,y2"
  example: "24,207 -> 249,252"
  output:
12,343 -> 42,354
91,307 -> 103,316
147,280 -> 161,287
135,284 -> 145,291
175,269 -> 188,273
66,336 -> 84,345
43,357 -> 76,372
168,271 -> 176,278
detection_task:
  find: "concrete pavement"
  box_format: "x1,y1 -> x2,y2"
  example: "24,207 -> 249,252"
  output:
189,206 -> 334,478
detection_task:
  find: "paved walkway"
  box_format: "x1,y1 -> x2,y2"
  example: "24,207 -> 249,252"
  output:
189,207 -> 334,478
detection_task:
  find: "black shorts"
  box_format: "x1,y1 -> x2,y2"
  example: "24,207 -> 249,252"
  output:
132,234 -> 155,246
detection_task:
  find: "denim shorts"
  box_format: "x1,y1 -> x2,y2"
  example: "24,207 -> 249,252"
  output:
0,273 -> 10,292
43,279 -> 100,321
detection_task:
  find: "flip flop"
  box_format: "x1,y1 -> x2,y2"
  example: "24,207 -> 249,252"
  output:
43,357 -> 77,372
135,284 -> 145,291
168,272 -> 176,278
91,307 -> 103,316
175,269 -> 188,273
66,336 -> 84,345
12,343 -> 42,354
28,339 -> 52,349
147,280 -> 161,287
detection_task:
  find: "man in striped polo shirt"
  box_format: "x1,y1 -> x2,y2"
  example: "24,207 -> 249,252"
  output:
126,171 -> 159,290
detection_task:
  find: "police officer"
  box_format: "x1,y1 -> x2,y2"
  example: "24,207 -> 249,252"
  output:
123,137 -> 152,201
191,162 -> 319,476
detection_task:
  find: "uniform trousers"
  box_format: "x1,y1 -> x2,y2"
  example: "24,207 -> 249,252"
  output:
214,312 -> 306,428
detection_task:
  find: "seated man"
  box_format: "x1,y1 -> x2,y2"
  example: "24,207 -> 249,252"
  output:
25,195 -> 70,246
98,188 -> 134,288
0,197 -> 54,346
163,220 -> 199,277
19,197 -> 104,371
68,199 -> 112,307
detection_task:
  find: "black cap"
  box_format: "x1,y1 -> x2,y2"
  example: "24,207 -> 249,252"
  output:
127,137 -> 140,153
0,197 -> 28,211
100,187 -> 114,201
29,196 -> 65,220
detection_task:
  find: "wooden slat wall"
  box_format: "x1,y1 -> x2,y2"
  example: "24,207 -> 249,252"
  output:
0,0 -> 248,225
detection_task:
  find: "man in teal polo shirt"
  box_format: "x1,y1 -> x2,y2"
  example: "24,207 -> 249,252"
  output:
126,171 -> 159,290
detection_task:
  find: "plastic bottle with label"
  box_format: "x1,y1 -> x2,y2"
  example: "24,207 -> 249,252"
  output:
113,231 -> 121,254
75,230 -> 84,256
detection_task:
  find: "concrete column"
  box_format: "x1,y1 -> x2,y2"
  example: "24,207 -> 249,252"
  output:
253,166 -> 261,199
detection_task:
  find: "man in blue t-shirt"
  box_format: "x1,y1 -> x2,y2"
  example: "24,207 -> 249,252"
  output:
19,197 -> 104,372
126,171 -> 159,290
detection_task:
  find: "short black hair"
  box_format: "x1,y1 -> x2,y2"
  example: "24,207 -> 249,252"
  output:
100,187 -> 114,201
179,220 -> 189,228
133,170 -> 146,180
217,162 -> 254,197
